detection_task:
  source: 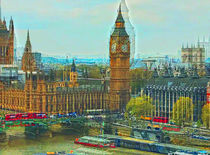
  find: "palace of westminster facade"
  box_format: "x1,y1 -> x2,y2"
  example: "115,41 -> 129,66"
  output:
0,2 -> 130,114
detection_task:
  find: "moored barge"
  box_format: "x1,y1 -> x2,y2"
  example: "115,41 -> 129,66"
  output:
98,134 -> 209,154
74,136 -> 115,148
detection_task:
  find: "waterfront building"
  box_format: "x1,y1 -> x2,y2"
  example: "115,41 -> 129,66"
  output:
0,71 -> 110,114
0,2 -> 129,114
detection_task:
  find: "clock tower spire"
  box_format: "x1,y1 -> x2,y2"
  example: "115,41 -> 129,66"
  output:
109,4 -> 130,112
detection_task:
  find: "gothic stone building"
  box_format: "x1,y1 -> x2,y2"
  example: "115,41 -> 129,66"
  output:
0,72 -> 111,114
0,17 -> 14,64
181,44 -> 205,71
0,2 -> 130,114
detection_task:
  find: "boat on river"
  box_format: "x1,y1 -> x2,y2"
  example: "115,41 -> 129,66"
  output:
98,134 -> 210,155
74,136 -> 115,148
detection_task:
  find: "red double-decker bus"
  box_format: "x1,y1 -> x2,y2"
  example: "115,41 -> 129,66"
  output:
153,117 -> 169,123
207,83 -> 210,104
5,113 -> 48,121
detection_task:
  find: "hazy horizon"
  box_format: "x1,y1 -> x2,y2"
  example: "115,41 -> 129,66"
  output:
3,0 -> 210,58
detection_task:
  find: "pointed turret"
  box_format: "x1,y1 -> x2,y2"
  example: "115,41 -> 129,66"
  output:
3,17 -> 6,28
116,5 -> 125,25
69,59 -> 78,87
0,16 -> 6,30
0,2 -> 14,65
71,59 -> 76,72
9,17 -> 14,33
111,4 -> 128,37
22,30 -> 37,72
25,30 -> 32,52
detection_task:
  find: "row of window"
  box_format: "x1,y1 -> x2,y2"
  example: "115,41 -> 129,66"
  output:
0,46 -> 9,57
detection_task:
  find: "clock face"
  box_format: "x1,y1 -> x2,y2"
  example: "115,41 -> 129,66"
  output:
111,43 -> 117,52
122,44 -> 128,52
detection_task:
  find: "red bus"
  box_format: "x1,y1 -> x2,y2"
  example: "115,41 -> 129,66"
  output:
5,114 -> 19,121
153,117 -> 169,123
5,113 -> 48,121
162,125 -> 181,132
207,83 -> 210,104
34,113 -> 47,119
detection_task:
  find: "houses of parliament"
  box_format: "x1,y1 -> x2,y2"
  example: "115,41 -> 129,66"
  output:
0,1 -> 131,114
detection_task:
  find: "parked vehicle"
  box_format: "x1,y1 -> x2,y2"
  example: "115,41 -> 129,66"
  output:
153,117 -> 169,123
140,115 -> 152,121
5,113 -> 48,121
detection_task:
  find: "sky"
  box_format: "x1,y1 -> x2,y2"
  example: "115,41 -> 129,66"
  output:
2,0 -> 210,58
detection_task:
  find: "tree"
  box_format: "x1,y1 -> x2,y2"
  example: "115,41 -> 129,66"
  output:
201,104 -> 210,129
88,66 -> 101,79
125,95 -> 154,119
172,97 -> 194,126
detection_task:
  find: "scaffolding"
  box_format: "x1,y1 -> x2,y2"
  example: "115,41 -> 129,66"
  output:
199,37 -> 210,59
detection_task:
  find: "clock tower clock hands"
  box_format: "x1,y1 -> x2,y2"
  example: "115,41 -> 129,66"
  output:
122,44 -> 128,52
111,43 -> 117,53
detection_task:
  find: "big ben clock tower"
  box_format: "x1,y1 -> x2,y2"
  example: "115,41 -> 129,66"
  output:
109,5 -> 130,112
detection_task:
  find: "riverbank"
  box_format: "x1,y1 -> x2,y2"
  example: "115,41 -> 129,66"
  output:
0,128 -> 163,155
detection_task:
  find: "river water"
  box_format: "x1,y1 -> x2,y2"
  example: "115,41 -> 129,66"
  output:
0,128 -> 161,155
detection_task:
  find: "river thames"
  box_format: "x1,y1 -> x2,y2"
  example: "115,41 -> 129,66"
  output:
0,128 -> 161,155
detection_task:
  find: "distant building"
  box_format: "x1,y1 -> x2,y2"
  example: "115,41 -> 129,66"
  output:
32,52 -> 42,70
181,44 -> 205,71
0,65 -> 18,84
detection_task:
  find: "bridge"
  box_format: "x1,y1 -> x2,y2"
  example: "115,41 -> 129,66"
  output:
0,114 -> 87,140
